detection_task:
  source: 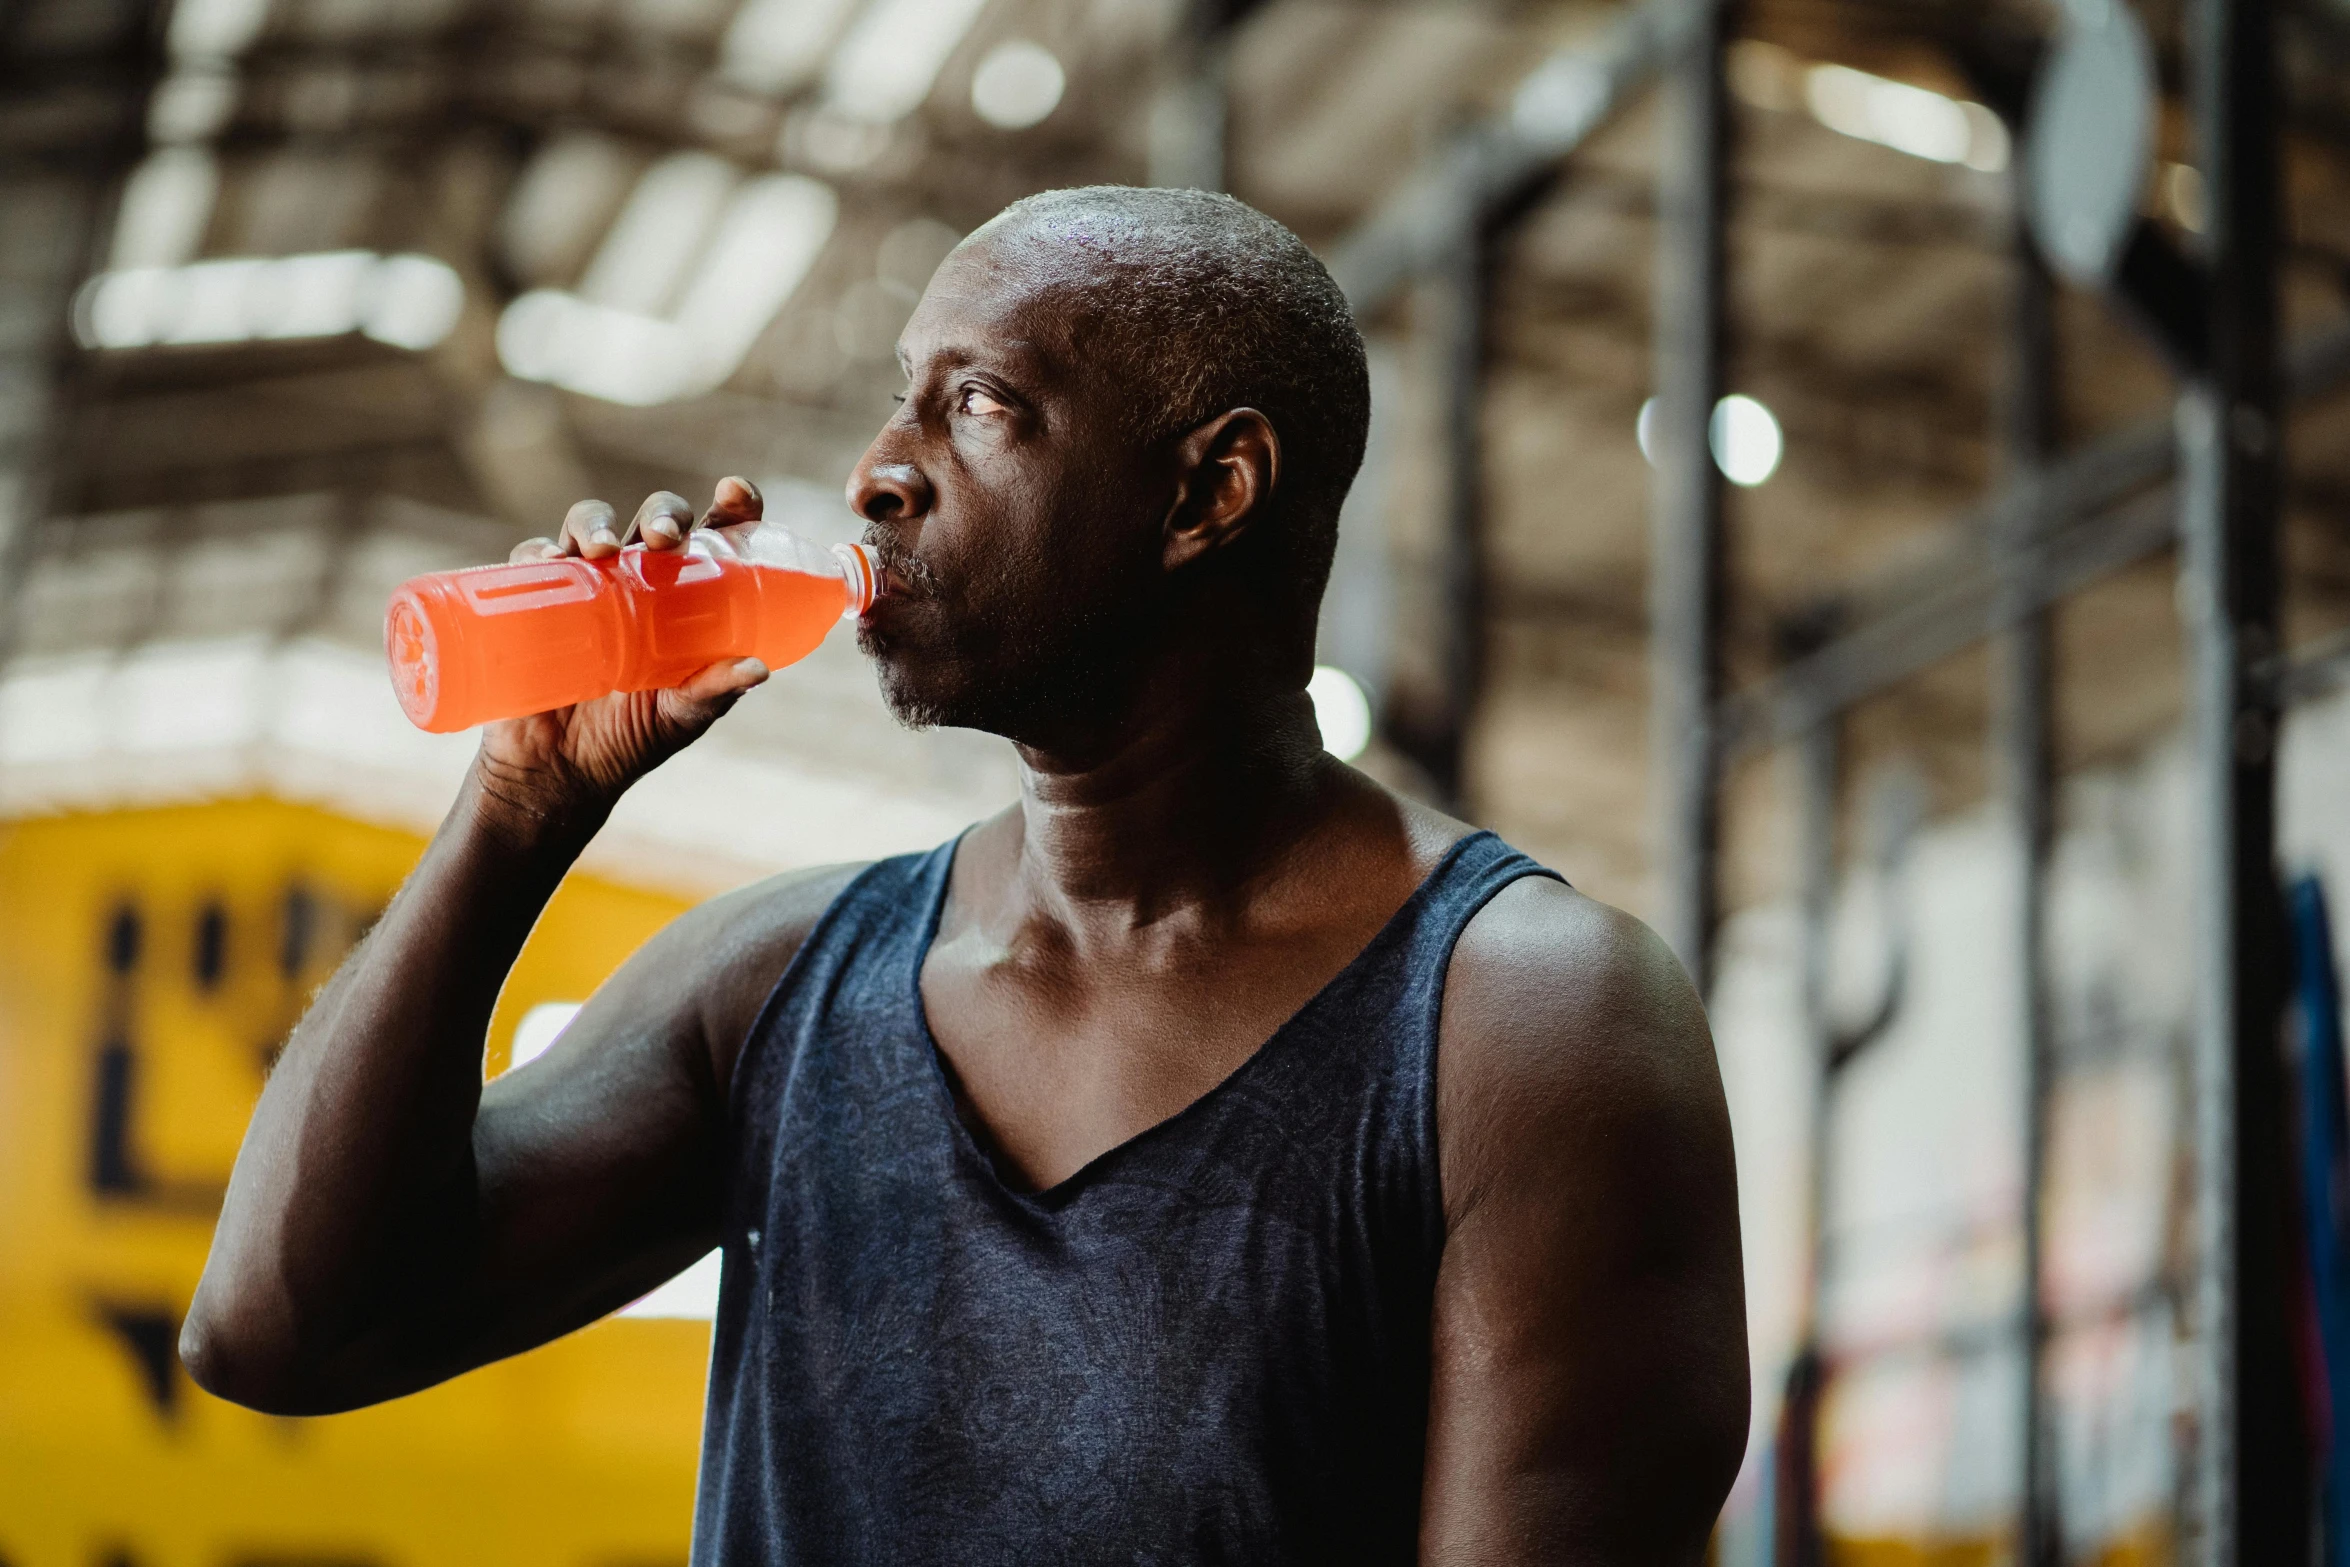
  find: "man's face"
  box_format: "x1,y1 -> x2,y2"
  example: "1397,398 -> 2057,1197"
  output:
847,231 -> 1171,745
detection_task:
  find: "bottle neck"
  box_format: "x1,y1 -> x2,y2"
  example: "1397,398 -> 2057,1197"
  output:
831,541 -> 879,618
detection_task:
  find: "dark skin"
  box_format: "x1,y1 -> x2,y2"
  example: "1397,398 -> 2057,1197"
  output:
185,222 -> 1749,1562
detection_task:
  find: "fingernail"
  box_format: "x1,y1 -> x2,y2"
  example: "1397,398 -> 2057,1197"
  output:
647,516 -> 682,542
590,525 -> 618,547
734,658 -> 769,683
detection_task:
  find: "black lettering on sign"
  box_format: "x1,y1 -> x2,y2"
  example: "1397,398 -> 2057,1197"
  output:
193,900 -> 228,992
84,901 -> 222,1213
86,880 -> 383,1205
89,904 -> 147,1198
90,1300 -> 180,1425
278,885 -> 316,981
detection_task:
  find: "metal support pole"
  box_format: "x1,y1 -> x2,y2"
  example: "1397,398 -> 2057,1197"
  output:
1999,225 -> 2062,1567
1421,212 -> 1486,813
2179,0 -> 2301,1559
1648,0 -> 1729,991
1775,711 -> 1836,1567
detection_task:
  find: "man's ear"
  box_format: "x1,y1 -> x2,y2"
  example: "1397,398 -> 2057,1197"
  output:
1162,408 -> 1279,572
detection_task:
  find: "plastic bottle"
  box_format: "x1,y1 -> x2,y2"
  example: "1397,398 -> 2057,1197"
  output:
384,522 -> 879,733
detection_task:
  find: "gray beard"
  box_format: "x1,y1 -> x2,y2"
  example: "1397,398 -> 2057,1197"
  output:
861,595 -> 1142,748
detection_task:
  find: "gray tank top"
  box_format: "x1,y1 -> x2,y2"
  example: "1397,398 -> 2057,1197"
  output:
694,829 -> 1560,1564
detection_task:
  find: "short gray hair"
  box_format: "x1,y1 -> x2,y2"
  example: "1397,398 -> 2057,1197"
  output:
978,186 -> 1371,621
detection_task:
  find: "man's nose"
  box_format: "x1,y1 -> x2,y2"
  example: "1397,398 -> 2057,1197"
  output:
847,458 -> 932,526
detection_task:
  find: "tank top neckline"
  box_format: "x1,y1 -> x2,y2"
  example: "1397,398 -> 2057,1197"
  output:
903,826 -> 1501,1212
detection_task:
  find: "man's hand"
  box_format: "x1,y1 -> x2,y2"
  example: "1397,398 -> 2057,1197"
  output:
473,476 -> 772,831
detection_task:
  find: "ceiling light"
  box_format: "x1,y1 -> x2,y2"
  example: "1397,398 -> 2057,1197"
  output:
148,68 -> 239,143
1510,53 -> 1610,151
1803,63 -> 2007,173
1710,395 -> 1783,486
496,290 -> 699,406
167,0 -> 269,61
821,0 -> 992,125
365,254 -> 468,350
249,249 -> 375,339
1309,665 -> 1374,761
169,257 -> 268,344
1637,394 -> 1785,488
971,40 -> 1065,130
111,147 -> 220,270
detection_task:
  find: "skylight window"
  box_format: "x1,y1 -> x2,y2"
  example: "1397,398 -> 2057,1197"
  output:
820,0 -> 992,125
719,0 -> 866,94
577,152 -> 741,316
75,251 -> 464,351
497,172 -> 837,406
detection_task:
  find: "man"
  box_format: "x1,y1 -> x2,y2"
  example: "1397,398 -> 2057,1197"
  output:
185,186 -> 1748,1563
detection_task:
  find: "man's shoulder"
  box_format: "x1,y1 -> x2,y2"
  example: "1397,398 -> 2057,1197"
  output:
1437,866 -> 1723,1215
647,859 -> 878,1088
669,858 -> 877,966
1449,867 -> 1695,1036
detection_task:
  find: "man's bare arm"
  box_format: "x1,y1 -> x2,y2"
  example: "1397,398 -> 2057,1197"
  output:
181,758 -> 852,1413
182,480 -> 844,1415
1422,878 -> 1749,1565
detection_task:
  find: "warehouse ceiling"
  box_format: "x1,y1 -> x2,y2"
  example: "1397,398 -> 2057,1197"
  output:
4,0 -> 2350,911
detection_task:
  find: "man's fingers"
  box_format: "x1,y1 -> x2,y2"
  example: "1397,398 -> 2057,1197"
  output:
682,656 -> 769,701
656,657 -> 769,730
508,536 -> 563,563
699,475 -> 763,531
562,499 -> 621,559
634,491 -> 695,550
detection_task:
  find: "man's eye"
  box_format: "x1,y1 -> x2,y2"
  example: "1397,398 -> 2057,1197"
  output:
958,385 -> 1008,416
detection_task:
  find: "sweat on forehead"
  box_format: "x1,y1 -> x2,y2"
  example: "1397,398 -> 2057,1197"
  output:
972,198 -> 1209,282
953,203 -> 1239,388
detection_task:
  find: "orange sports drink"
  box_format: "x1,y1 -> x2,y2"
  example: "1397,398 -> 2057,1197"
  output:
384,522 -> 880,732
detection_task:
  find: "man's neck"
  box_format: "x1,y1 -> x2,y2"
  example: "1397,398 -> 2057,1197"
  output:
1005,682 -> 1339,929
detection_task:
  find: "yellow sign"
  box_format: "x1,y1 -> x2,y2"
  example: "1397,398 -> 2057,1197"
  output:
0,797 -> 711,1566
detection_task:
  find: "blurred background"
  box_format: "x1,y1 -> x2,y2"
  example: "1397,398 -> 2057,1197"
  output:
1,0 -> 2347,1560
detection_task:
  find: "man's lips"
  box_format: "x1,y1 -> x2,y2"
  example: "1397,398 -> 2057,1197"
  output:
862,542 -> 934,605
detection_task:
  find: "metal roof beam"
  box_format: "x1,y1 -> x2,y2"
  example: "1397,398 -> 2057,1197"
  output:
1719,322 -> 2350,758
1326,0 -> 1704,312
